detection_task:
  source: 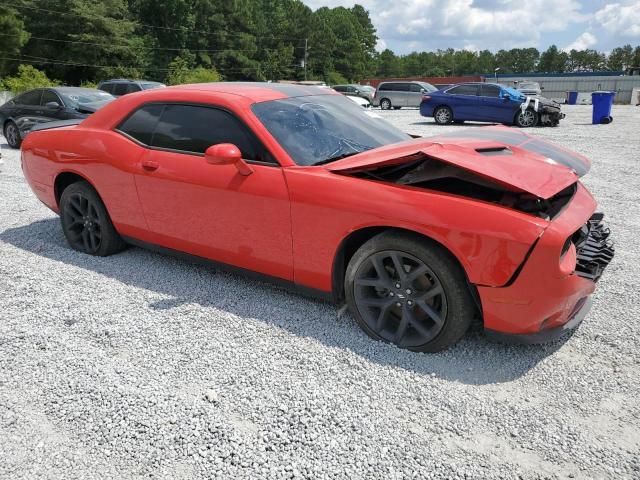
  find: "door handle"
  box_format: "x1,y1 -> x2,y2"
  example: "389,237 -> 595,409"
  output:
142,160 -> 159,171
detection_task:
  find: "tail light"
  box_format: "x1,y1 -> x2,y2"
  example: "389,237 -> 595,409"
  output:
422,95 -> 431,101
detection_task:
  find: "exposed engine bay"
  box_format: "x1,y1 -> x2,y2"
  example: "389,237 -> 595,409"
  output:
344,155 -> 576,220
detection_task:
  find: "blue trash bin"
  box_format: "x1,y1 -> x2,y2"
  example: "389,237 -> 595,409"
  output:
566,91 -> 578,105
591,91 -> 615,124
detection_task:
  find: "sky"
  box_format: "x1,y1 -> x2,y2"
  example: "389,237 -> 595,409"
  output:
301,0 -> 640,54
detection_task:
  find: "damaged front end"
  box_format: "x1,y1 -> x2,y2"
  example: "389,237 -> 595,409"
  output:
521,96 -> 565,127
343,154 -> 577,220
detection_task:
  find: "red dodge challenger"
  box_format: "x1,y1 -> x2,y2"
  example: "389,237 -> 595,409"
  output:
20,83 -> 614,352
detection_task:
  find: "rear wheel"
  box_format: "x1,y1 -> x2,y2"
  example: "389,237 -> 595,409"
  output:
4,121 -> 21,149
345,232 -> 475,352
59,181 -> 126,256
434,106 -> 453,125
380,98 -> 392,110
515,109 -> 538,128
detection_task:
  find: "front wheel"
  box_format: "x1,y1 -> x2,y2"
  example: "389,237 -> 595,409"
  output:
345,232 -> 475,352
59,181 -> 126,256
433,106 -> 453,125
515,109 -> 538,128
4,121 -> 21,149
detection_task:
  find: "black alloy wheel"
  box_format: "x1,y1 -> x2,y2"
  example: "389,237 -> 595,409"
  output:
62,192 -> 103,254
352,250 -> 448,349
345,232 -> 475,352
59,181 -> 125,256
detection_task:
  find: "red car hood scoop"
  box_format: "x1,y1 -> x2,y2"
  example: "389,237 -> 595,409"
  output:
326,126 -> 591,200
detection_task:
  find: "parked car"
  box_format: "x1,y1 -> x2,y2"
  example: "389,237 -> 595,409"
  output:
20,83 -> 613,352
97,79 -> 165,97
420,82 -> 565,127
0,87 -> 114,148
515,81 -> 543,96
345,95 -> 371,108
373,81 -> 438,109
333,84 -> 375,102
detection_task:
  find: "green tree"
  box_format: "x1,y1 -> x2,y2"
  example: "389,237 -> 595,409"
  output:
0,64 -> 58,93
538,45 -> 568,73
20,0 -> 145,84
0,6 -> 30,77
608,45 -> 634,71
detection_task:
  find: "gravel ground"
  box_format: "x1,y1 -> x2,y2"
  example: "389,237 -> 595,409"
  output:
1,105 -> 639,479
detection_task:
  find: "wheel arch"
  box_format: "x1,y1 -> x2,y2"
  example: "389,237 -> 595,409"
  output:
331,226 -> 481,315
54,171 -> 100,208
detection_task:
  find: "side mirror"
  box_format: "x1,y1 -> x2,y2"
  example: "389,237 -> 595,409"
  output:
205,143 -> 253,176
45,101 -> 62,110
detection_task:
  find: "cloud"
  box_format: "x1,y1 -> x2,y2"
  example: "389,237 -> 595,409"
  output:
563,32 -> 597,51
594,2 -> 640,37
302,0 -> 586,53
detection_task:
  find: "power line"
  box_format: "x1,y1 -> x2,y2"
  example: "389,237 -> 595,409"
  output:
0,32 -> 258,53
1,1 -> 308,43
0,56 -> 304,74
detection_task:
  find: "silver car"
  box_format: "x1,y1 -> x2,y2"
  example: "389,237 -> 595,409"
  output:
372,81 -> 438,109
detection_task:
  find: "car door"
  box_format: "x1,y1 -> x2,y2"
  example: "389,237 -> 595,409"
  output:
479,84 -> 513,122
408,83 -> 424,107
38,89 -> 68,123
444,84 -> 480,120
128,103 -> 294,281
13,89 -> 43,136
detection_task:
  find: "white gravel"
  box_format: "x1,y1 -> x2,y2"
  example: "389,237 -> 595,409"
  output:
1,105 -> 639,479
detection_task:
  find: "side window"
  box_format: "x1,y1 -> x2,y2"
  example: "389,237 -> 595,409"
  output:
98,84 -> 112,94
127,84 -> 142,94
378,84 -> 391,91
409,83 -> 423,93
334,86 -> 345,92
152,104 -> 267,162
41,90 -> 61,106
447,85 -> 479,96
117,104 -> 164,145
347,86 -> 356,93
20,90 -> 43,106
481,85 -> 501,98
396,83 -> 411,92
113,83 -> 129,96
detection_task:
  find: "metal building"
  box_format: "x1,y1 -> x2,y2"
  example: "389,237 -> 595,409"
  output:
494,73 -> 640,104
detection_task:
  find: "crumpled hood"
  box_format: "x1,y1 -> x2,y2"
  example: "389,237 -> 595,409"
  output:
326,126 -> 591,200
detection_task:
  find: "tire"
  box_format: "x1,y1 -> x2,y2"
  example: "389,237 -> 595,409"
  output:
59,181 -> 126,256
4,121 -> 22,149
380,98 -> 392,110
433,106 -> 453,125
515,109 -> 538,128
345,232 -> 475,352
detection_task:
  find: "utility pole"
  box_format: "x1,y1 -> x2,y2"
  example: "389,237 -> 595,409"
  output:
304,38 -> 308,81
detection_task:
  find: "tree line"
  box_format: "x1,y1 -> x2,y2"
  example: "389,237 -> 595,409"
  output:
0,0 -> 639,88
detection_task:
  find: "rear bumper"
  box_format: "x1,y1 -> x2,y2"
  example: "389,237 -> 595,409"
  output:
485,296 -> 592,344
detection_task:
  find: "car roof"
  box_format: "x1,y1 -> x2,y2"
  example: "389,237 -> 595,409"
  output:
51,87 -> 110,94
163,82 -> 338,102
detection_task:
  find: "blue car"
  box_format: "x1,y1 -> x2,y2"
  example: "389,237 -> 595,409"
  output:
420,82 -> 564,128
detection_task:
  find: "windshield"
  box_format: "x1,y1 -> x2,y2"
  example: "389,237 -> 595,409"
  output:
503,86 -> 525,99
252,94 -> 410,166
418,82 -> 438,93
60,90 -> 113,107
141,82 -> 164,90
